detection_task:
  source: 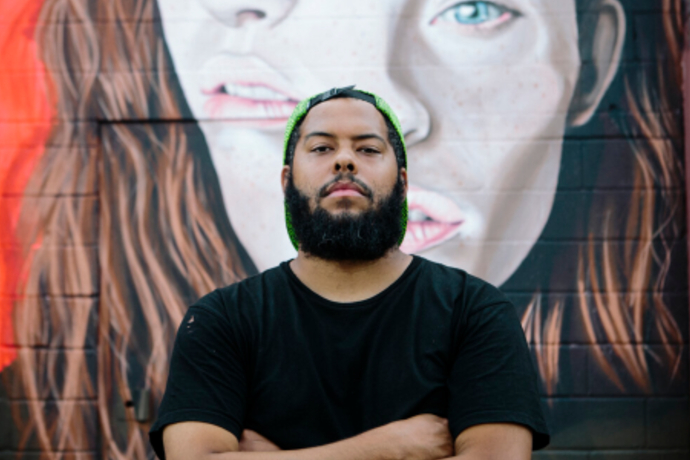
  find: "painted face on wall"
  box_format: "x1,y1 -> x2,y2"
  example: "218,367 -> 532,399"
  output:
158,0 -> 619,285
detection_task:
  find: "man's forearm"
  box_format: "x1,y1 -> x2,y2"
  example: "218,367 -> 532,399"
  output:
164,414 -> 452,460
208,429 -> 397,460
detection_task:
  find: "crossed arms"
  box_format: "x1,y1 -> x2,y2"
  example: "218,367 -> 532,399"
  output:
162,414 -> 532,460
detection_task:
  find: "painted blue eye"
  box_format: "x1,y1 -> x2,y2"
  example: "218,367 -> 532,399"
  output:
439,1 -> 506,25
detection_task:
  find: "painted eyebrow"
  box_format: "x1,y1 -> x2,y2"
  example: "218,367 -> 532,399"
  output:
303,132 -> 386,144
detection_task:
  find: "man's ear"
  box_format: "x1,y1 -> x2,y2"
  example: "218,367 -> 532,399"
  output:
568,0 -> 626,127
400,167 -> 408,194
281,165 -> 291,193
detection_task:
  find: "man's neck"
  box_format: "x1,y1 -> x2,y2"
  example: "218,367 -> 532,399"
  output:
289,249 -> 414,303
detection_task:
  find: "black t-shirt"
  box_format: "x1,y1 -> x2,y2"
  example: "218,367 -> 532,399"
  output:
149,256 -> 549,458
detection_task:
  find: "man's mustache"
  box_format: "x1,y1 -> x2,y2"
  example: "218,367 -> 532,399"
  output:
318,173 -> 373,200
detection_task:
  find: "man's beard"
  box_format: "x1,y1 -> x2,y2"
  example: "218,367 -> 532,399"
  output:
285,172 -> 406,261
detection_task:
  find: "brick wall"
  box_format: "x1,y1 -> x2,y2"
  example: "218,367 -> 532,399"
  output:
0,0 -> 688,458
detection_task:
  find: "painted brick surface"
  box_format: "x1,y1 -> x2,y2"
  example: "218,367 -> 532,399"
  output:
0,0 -> 688,459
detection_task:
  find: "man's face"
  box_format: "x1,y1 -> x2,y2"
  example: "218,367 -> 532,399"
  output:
282,97 -> 408,260
286,98 -> 404,215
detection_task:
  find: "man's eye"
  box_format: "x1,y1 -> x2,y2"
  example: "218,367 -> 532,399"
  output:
312,146 -> 331,153
360,147 -> 381,154
435,1 -> 514,27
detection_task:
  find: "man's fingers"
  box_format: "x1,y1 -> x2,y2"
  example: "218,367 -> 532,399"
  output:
241,429 -> 271,442
239,430 -> 281,451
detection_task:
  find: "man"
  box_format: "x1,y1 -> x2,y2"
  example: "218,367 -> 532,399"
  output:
149,86 -> 549,459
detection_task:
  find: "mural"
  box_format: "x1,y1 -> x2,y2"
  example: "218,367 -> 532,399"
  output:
0,0 -> 687,458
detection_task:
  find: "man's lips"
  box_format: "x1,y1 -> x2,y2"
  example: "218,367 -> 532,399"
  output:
400,185 -> 465,254
329,189 -> 364,197
323,182 -> 367,198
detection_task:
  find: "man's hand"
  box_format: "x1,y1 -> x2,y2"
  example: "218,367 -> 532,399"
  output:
239,430 -> 281,452
239,414 -> 453,460
376,414 -> 454,460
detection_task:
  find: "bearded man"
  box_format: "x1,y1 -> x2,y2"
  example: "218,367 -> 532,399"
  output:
149,86 -> 549,460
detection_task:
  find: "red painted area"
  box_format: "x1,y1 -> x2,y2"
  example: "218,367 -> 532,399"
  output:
0,0 -> 54,371
685,24 -> 690,399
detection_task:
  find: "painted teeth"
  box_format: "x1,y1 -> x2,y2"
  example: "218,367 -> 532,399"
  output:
408,209 -> 432,222
256,102 -> 295,119
234,101 -> 295,119
222,83 -> 291,101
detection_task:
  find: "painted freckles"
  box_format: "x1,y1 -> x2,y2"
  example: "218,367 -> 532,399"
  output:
158,0 -> 598,285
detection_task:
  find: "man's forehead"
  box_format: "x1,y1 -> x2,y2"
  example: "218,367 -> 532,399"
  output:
300,97 -> 388,134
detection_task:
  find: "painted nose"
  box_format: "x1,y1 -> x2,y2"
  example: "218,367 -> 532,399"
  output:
199,0 -> 296,27
385,87 -> 431,149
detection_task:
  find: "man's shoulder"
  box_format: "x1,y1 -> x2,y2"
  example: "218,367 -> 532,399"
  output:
219,262 -> 288,295
415,255 -> 467,280
192,263 -> 289,315
414,256 -> 508,305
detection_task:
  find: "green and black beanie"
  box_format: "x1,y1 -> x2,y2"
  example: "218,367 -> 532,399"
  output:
282,85 -> 408,251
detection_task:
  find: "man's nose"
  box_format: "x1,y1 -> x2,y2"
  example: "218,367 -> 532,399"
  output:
332,149 -> 357,174
199,0 -> 296,28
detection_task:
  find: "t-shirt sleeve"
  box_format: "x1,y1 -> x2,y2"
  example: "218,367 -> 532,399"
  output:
149,290 -> 250,459
447,282 -> 549,450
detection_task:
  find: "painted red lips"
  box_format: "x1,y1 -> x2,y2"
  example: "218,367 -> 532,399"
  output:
400,185 -> 465,253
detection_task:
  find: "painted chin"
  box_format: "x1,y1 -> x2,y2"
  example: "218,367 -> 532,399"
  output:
400,185 -> 466,254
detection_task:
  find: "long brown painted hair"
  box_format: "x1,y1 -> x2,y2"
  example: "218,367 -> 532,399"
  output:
7,0 -> 686,457
521,0 -> 685,394
11,0 -> 253,456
